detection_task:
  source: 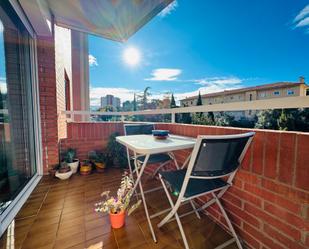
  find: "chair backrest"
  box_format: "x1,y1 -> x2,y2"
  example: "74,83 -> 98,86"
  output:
189,132 -> 255,178
124,123 -> 155,136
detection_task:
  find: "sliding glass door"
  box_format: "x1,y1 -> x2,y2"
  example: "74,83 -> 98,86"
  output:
0,0 -> 41,233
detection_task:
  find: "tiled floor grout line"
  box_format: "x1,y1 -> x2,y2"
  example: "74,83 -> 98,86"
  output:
19,185 -> 51,249
52,182 -> 70,249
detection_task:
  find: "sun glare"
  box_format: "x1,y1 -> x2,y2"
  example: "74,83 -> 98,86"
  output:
123,47 -> 141,66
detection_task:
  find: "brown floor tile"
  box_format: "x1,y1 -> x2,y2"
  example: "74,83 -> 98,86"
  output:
85,233 -> 118,249
54,231 -> 85,249
1,169 -> 239,249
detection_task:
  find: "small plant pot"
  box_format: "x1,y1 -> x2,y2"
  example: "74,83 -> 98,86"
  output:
55,170 -> 73,180
109,211 -> 125,229
48,168 -> 57,178
95,162 -> 106,173
67,159 -> 79,174
80,164 -> 92,176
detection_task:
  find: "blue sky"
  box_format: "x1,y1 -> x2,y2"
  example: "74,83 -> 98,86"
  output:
88,0 -> 309,107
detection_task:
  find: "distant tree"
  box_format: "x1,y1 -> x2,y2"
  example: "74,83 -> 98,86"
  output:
255,109 -> 281,130
278,110 -> 295,131
295,108 -> 309,132
215,112 -> 234,127
98,105 -> 115,121
192,113 -> 214,125
170,94 -> 176,108
207,112 -> 215,124
196,91 -> 203,106
122,100 -> 133,111
133,93 -> 137,111
196,91 -> 203,117
233,116 -> 256,128
149,99 -> 163,109
138,87 -> 151,110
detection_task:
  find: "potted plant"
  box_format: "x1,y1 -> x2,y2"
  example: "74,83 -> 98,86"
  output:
62,148 -> 79,174
80,159 -> 92,175
89,150 -> 107,173
48,164 -> 59,178
55,162 -> 73,180
106,132 -> 127,168
94,173 -> 141,229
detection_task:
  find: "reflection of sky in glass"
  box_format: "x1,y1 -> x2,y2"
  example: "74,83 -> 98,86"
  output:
0,19 -> 6,94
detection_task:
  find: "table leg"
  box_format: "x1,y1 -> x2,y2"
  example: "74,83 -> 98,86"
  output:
133,152 -> 157,243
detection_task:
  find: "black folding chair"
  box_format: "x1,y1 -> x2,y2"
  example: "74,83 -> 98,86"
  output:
158,132 -> 255,249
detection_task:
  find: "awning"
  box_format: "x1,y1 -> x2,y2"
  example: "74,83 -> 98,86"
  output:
19,0 -> 174,42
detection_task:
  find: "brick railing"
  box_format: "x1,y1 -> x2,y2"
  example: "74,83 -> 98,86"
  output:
60,122 -> 309,249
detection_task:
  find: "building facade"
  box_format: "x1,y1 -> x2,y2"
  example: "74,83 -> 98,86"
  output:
180,79 -> 309,119
101,95 -> 121,109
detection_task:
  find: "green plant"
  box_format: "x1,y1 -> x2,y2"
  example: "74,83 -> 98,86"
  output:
88,150 -> 107,162
61,148 -> 77,163
94,173 -> 141,215
106,132 -> 127,168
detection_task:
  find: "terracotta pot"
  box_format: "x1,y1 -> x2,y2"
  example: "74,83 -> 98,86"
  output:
80,164 -> 92,175
95,162 -> 106,173
109,211 -> 125,229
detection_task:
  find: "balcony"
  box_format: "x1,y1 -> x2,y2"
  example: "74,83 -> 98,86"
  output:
0,168 -> 239,249
1,121 -> 308,249
1,1 -> 309,248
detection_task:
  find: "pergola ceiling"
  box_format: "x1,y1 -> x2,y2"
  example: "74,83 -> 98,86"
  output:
36,0 -> 174,42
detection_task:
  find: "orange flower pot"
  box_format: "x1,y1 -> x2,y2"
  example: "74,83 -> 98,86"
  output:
109,211 -> 125,229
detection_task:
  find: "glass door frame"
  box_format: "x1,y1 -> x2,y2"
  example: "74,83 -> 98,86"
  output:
0,0 -> 43,235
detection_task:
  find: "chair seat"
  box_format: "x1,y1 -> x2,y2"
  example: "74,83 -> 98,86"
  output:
137,153 -> 171,164
160,169 -> 228,198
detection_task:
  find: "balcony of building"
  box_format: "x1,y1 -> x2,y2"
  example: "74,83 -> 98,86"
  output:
1,0 -> 309,249
1,118 -> 309,249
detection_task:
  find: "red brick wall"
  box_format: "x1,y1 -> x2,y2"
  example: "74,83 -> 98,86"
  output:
60,122 -> 308,249
59,122 -> 124,161
155,123 -> 309,249
37,36 -> 59,172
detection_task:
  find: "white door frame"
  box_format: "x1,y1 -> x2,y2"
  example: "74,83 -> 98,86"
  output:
0,0 -> 43,236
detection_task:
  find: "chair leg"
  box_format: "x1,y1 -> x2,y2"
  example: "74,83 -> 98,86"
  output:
189,200 -> 201,219
158,175 -> 190,249
213,193 -> 243,249
151,160 -> 170,179
167,152 -> 180,170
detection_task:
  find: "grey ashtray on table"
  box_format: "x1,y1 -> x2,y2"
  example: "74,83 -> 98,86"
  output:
152,130 -> 170,140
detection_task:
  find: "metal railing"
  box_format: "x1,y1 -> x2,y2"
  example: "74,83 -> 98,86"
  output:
61,96 -> 309,123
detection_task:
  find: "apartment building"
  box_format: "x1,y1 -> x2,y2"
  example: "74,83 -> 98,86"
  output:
180,77 -> 308,119
101,95 -> 121,109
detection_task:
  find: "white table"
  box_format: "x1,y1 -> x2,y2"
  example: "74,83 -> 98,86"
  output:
116,134 -> 196,242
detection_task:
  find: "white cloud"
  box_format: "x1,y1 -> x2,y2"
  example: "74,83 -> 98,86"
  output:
159,1 -> 178,17
0,22 -> 3,33
90,86 -> 137,106
173,84 -> 243,104
89,54 -> 98,66
90,75 -> 244,107
296,17 -> 309,27
293,5 -> 309,33
145,68 -> 182,81
194,76 -> 243,86
294,5 -> 309,22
